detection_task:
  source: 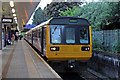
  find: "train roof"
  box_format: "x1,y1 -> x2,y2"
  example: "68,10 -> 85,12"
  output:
26,17 -> 90,34
49,17 -> 90,25
27,19 -> 51,32
31,19 -> 51,31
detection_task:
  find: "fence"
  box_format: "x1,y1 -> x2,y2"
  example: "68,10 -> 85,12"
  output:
92,29 -> 120,53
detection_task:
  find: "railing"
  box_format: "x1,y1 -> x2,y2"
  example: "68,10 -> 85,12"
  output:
92,29 -> 120,53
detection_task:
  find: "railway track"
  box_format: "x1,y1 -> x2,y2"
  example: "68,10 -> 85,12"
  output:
79,68 -> 109,80
58,72 -> 84,80
58,71 -> 109,80
57,68 -> 109,80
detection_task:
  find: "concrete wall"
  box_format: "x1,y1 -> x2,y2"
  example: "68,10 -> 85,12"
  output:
88,50 -> 120,78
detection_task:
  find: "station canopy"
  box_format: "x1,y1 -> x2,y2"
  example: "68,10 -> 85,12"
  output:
1,0 -> 40,31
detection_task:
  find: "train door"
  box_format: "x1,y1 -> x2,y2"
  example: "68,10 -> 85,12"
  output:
38,28 -> 42,52
41,27 -> 46,56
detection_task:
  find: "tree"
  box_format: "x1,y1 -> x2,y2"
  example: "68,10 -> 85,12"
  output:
78,2 -> 120,30
44,2 -> 82,18
32,7 -> 46,25
59,6 -> 80,17
33,2 -> 120,30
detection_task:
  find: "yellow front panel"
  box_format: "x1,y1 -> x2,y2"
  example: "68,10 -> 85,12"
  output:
47,45 -> 92,60
45,25 -> 92,61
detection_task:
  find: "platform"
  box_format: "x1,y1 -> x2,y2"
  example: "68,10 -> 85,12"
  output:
2,39 -> 62,79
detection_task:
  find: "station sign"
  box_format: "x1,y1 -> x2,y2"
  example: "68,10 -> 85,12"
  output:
1,18 -> 13,23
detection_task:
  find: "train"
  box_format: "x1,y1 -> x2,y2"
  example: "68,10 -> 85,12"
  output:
24,17 -> 92,71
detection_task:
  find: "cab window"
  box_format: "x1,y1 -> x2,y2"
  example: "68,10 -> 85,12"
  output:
50,26 -> 62,43
79,28 -> 89,44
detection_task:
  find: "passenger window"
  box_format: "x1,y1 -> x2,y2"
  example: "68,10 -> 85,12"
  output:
66,28 -> 75,43
80,28 -> 89,44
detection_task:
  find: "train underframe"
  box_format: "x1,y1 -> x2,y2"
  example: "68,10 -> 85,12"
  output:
47,60 -> 88,72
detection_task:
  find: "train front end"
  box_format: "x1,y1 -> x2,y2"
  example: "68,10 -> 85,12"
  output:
46,17 -> 92,61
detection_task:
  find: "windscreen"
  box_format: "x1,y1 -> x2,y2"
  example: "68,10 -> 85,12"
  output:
50,25 -> 89,44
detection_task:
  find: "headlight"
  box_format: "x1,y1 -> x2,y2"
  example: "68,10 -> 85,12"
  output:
50,47 -> 59,51
81,46 -> 90,51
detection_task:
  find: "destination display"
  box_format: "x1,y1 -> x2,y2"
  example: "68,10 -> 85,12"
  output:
1,18 -> 13,23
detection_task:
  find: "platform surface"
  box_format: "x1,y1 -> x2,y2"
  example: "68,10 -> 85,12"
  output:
2,40 -> 61,79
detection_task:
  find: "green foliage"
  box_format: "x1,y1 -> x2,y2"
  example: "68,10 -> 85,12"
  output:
92,41 -> 103,50
33,2 -> 120,30
44,2 -> 82,18
80,2 -> 120,30
59,2 -> 120,30
79,2 -> 110,30
112,42 -> 120,53
93,40 -> 120,54
32,7 -> 47,25
59,6 -> 80,17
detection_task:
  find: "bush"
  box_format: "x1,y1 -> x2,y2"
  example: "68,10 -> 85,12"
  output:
92,41 -> 103,50
93,41 -> 120,54
112,42 -> 120,53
